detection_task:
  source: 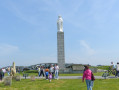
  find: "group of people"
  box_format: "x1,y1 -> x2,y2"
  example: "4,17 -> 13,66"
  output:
37,64 -> 59,82
0,68 -> 7,81
0,67 -> 13,81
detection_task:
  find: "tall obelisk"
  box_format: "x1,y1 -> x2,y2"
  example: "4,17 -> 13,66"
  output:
57,16 -> 65,71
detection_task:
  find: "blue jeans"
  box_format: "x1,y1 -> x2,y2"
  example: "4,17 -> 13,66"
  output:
86,80 -> 92,90
7,71 -> 10,76
38,71 -> 40,77
45,72 -> 49,79
91,81 -> 94,87
55,70 -> 59,79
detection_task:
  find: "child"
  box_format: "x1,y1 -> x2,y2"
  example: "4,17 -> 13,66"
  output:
45,67 -> 49,80
49,72 -> 52,82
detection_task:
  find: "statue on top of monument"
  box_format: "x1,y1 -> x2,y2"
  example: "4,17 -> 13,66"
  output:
57,16 -> 63,32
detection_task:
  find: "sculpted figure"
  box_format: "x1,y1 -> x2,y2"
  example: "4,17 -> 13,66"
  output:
13,62 -> 16,74
10,62 -> 16,76
10,68 -> 15,76
57,16 -> 63,32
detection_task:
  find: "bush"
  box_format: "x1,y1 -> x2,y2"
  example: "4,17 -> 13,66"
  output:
23,68 -> 30,71
23,70 -> 38,73
96,66 -> 110,70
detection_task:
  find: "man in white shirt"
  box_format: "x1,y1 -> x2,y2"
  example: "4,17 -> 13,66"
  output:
111,62 -> 115,69
116,62 -> 119,77
54,64 -> 59,80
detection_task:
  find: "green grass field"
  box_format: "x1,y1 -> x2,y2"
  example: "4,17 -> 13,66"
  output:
0,79 -> 119,90
14,71 -> 104,77
59,72 -> 104,76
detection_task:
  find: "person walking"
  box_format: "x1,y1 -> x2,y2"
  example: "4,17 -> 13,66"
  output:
37,66 -> 41,77
49,72 -> 52,82
45,67 -> 49,80
111,62 -> 116,75
0,69 -> 3,81
54,64 -> 59,80
82,66 -> 93,90
50,65 -> 54,79
116,62 -> 119,77
40,66 -> 44,77
2,68 -> 6,78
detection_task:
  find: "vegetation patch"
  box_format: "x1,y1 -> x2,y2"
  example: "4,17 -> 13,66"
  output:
0,79 -> 119,90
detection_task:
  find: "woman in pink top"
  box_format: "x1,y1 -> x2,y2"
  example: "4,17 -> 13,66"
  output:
82,66 -> 92,90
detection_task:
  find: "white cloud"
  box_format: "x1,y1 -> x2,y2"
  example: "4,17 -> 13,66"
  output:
80,40 -> 95,56
0,44 -> 19,56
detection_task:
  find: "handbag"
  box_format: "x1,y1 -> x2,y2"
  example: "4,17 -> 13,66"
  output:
91,72 -> 95,81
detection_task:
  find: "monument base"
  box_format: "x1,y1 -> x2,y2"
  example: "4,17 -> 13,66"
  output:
59,69 -> 65,73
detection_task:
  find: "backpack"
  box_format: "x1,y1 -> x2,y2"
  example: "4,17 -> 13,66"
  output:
91,72 -> 95,81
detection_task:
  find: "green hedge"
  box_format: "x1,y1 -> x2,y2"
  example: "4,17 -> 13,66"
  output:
96,66 -> 110,70
23,70 -> 38,73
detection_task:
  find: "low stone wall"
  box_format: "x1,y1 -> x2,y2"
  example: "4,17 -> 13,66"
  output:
60,67 -> 97,74
90,68 -> 97,73
63,68 -> 72,73
72,65 -> 84,71
61,68 -> 83,74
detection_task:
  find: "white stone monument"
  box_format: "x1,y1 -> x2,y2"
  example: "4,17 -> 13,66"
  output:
57,16 -> 65,71
10,62 -> 16,76
12,62 -> 16,74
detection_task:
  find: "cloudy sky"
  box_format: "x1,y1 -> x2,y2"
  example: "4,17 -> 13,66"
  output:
0,0 -> 119,67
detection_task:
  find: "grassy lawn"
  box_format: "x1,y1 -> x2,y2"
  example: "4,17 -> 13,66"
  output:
6,71 -> 104,77
0,79 -> 119,90
5,71 -> 114,78
59,72 -> 104,76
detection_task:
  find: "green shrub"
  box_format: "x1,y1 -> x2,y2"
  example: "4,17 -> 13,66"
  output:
23,70 -> 38,73
96,66 -> 110,70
